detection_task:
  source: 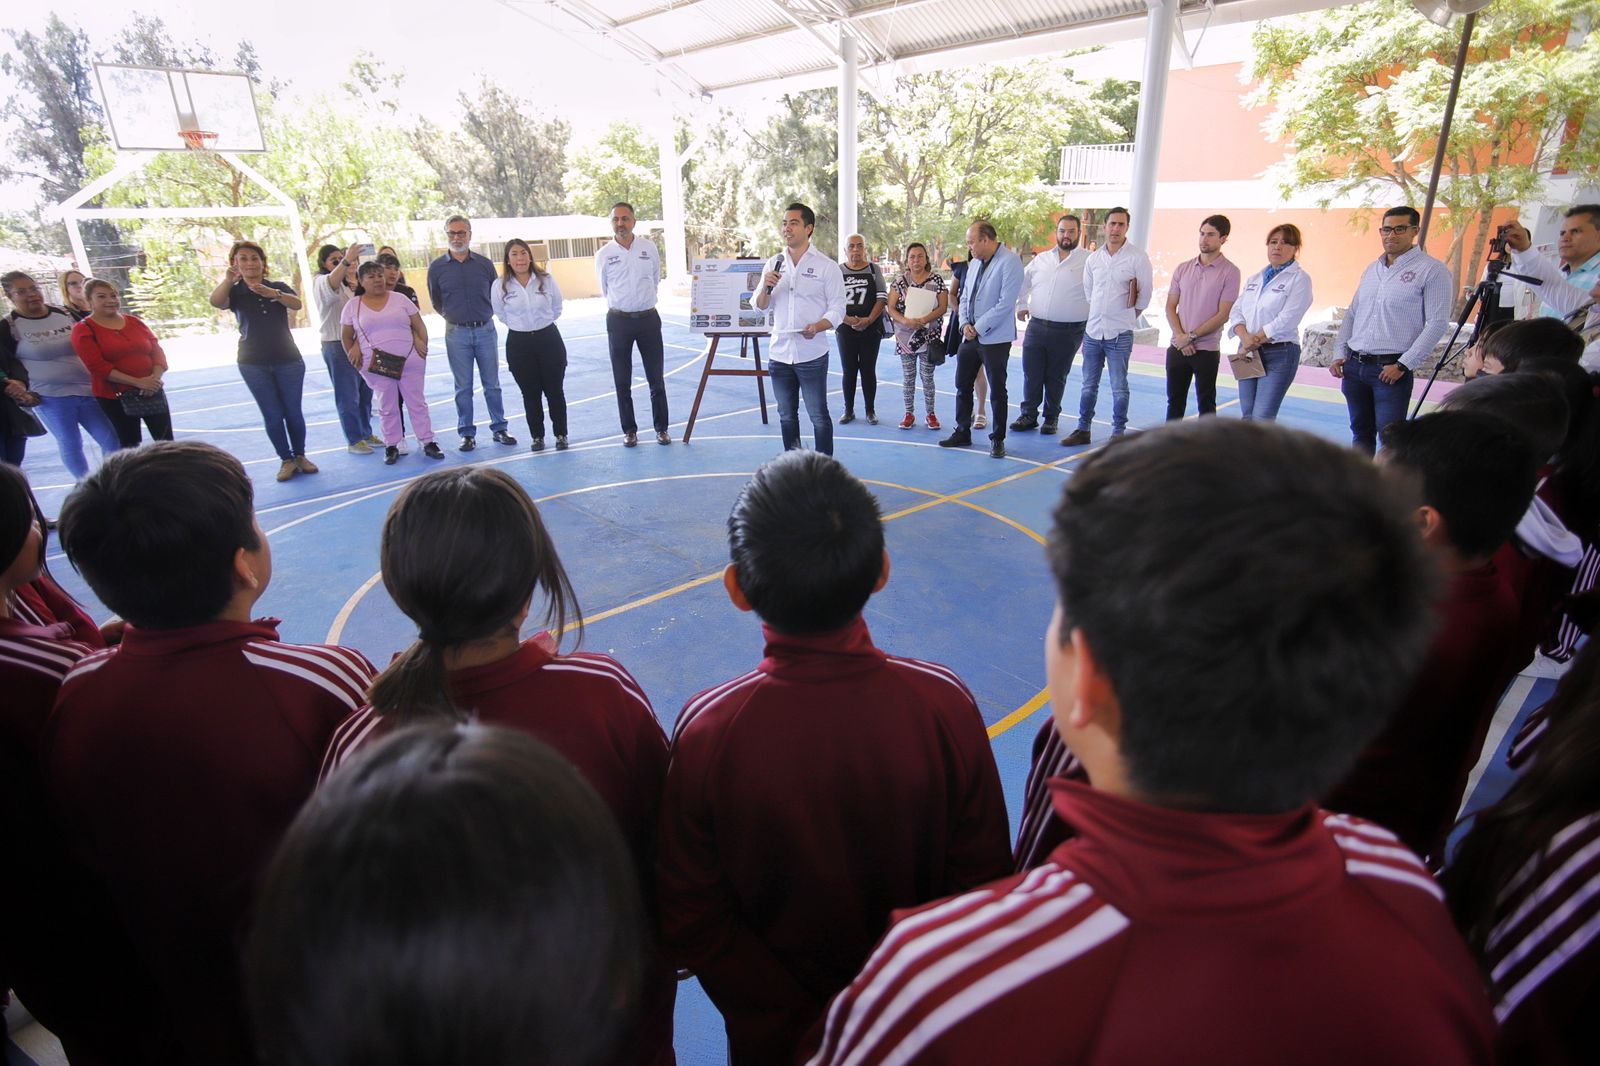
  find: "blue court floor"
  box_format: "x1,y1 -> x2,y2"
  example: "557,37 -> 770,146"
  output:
12,305 -> 1497,1065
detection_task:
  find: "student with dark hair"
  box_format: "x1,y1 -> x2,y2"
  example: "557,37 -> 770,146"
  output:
251,723 -> 646,1066
1444,636 -> 1600,1064
0,464 -> 171,1064
320,465 -> 675,1063
1325,411 -> 1540,859
377,252 -> 419,305
45,441 -> 376,1066
1464,316 -> 1585,377
658,450 -> 1010,1065
810,420 -> 1495,1066
208,241 -> 316,482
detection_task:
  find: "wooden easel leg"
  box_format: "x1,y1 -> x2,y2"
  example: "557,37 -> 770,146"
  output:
683,335 -> 721,443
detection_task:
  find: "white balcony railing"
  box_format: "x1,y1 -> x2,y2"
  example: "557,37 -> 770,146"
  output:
1058,143 -> 1135,186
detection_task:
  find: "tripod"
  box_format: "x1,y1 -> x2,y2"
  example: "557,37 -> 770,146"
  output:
1410,268 -> 1542,418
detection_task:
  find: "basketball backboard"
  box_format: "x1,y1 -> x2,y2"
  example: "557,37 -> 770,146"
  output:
94,64 -> 266,153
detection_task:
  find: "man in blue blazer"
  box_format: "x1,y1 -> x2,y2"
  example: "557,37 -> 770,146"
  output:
940,220 -> 1024,458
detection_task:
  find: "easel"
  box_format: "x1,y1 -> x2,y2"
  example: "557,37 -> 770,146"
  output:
683,332 -> 770,442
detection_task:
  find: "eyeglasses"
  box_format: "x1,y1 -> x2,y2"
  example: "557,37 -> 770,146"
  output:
1378,225 -> 1413,235
445,230 -> 469,238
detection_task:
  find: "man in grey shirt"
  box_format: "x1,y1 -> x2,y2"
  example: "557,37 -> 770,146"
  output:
426,216 -> 515,451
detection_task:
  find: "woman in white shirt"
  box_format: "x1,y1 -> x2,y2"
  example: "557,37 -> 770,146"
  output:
492,239 -> 568,452
1226,224 -> 1315,422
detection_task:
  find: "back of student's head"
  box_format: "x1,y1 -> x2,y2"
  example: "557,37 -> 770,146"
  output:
1380,411 -> 1539,559
1048,420 -> 1437,814
368,467 -> 580,723
1519,357 -> 1600,531
728,450 -> 883,634
246,722 -> 644,1066
58,442 -> 260,629
1482,317 -> 1584,372
1438,371 -> 1569,461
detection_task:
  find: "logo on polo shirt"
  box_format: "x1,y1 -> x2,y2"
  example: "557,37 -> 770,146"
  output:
1400,270 -> 1417,283
606,255 -> 621,265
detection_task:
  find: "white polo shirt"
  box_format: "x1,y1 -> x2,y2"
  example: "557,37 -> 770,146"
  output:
1226,261 -> 1315,345
595,236 -> 660,313
765,244 -> 847,365
1018,246 -> 1090,323
491,271 -> 564,332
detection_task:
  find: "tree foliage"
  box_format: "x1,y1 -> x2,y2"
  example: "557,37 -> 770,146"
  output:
414,81 -> 570,217
1250,0 -> 1600,293
567,122 -> 661,218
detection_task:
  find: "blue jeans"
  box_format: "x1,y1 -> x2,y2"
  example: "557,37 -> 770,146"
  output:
1019,319 -> 1084,423
34,393 -> 121,480
770,355 -> 833,455
1341,358 -> 1412,454
1076,331 -> 1133,435
1237,342 -> 1300,422
444,321 -> 507,439
238,360 -> 308,461
320,340 -> 373,444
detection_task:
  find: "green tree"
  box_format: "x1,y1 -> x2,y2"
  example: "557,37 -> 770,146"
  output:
567,122 -> 662,217
414,81 -> 570,217
680,114 -> 763,258
1250,0 -> 1600,295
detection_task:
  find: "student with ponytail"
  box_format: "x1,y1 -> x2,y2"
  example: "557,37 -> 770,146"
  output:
320,466 -> 676,1065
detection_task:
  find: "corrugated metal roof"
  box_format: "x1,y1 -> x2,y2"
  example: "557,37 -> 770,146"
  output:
512,0 -> 1268,96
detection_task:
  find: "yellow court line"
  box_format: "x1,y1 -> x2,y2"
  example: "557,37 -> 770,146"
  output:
988,687 -> 1052,739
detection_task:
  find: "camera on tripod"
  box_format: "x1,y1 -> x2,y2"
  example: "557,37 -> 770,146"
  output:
1484,223 -> 1515,280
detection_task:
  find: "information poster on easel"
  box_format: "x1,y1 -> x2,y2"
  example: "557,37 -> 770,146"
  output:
689,258 -> 772,335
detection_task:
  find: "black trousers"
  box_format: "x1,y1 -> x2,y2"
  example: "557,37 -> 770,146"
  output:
506,325 -> 568,438
97,396 -> 173,448
955,339 -> 1011,440
836,326 -> 882,415
1164,346 -> 1220,420
607,310 -> 668,434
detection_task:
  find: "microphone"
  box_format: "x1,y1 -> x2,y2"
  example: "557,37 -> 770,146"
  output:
766,253 -> 784,294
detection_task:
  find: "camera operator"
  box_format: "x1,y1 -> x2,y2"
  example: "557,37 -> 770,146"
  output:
1502,205 -> 1600,366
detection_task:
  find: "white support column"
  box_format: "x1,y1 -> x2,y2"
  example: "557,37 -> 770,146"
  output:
658,109 -> 691,288
1128,0 -> 1178,248
220,152 -> 315,301
837,33 -> 859,253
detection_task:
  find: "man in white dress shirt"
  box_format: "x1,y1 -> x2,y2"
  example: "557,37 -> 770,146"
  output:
596,202 -> 670,446
754,202 -> 846,456
1063,207 -> 1153,446
1012,214 -> 1089,435
1330,206 -> 1453,454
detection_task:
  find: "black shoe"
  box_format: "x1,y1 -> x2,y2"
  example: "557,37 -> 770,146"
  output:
493,430 -> 517,446
867,411 -> 878,425
839,410 -> 855,425
1041,422 -> 1059,435
555,436 -> 569,451
938,430 -> 972,448
1009,416 -> 1038,431
656,430 -> 671,445
384,446 -> 399,465
423,442 -> 445,460
623,432 -> 638,447
530,437 -> 545,452
1061,429 -> 1091,447
990,440 -> 1006,459
459,436 -> 476,452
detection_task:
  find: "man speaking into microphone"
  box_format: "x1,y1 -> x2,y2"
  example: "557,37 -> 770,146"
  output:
755,202 -> 845,455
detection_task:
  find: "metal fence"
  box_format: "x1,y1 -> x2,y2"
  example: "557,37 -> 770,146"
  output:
1058,143 -> 1135,186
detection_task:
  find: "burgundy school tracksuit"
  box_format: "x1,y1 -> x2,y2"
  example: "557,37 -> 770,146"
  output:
1,579 -> 171,1064
1476,811 -> 1600,1065
1324,563 -> 1521,859
808,778 -> 1497,1066
322,635 -> 677,1066
656,617 -> 1012,1066
43,619 -> 375,1066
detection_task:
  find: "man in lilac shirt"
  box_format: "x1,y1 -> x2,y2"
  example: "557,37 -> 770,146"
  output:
1164,215 -> 1240,420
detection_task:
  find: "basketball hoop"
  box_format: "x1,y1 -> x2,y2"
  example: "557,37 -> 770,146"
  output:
179,129 -> 218,152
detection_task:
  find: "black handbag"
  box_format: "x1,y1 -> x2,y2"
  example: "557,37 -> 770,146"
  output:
355,300 -> 410,379
119,386 -> 169,417
924,336 -> 948,366
2,392 -> 47,437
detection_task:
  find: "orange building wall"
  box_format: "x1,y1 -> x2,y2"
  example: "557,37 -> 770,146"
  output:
1155,64 -> 1283,184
